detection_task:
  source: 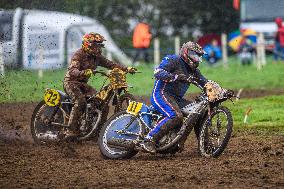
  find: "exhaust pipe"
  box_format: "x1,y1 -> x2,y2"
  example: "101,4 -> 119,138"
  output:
107,138 -> 136,150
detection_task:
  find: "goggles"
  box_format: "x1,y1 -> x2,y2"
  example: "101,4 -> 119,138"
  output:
90,42 -> 105,48
188,51 -> 203,63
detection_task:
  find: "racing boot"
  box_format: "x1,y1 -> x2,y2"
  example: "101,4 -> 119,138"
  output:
64,110 -> 81,141
64,95 -> 86,140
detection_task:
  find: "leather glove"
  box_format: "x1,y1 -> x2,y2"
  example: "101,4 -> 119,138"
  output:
127,67 -> 137,74
176,74 -> 189,82
83,69 -> 93,78
204,80 -> 224,102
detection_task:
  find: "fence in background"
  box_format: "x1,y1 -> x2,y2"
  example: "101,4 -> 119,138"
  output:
151,32 -> 266,69
0,44 -> 4,77
0,32 -> 269,78
221,33 -> 228,67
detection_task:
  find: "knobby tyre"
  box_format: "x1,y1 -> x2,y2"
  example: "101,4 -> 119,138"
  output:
198,106 -> 233,158
30,101 -> 64,144
98,111 -> 141,159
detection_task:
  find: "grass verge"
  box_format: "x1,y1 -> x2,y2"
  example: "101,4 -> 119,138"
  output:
1,56 -> 284,102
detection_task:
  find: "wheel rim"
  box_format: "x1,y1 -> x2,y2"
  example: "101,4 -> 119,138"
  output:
103,113 -> 141,155
201,109 -> 229,156
33,105 -> 64,142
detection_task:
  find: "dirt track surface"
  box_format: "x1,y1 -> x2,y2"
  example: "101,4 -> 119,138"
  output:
0,89 -> 284,188
0,134 -> 283,188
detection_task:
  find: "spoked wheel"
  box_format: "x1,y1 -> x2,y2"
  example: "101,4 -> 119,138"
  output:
199,106 -> 233,158
31,101 -> 67,144
98,111 -> 142,159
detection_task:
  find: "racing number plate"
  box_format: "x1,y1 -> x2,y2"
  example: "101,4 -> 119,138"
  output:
126,101 -> 143,115
44,89 -> 60,106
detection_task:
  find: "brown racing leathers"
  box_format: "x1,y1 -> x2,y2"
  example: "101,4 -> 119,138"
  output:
63,48 -> 127,133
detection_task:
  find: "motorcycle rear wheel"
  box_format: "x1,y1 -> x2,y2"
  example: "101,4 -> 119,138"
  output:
198,106 -> 233,158
31,101 -> 65,144
98,111 -> 141,159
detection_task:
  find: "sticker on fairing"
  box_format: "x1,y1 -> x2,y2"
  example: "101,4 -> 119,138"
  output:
126,101 -> 143,115
44,89 -> 60,106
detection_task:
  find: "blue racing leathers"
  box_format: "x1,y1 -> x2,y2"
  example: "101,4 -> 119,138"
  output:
147,55 -> 208,142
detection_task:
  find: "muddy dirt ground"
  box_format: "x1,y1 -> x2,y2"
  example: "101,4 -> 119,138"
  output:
0,89 -> 283,188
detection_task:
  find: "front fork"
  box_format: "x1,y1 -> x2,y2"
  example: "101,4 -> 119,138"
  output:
43,105 -> 60,125
112,88 -> 127,111
44,105 -> 69,128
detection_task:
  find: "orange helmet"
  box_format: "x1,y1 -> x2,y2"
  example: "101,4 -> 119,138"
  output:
179,41 -> 205,69
82,32 -> 106,55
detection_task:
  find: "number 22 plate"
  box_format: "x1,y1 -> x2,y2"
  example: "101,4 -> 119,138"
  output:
126,101 -> 143,115
44,89 -> 60,106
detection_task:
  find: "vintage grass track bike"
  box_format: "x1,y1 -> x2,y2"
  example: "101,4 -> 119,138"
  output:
98,79 -> 236,159
31,68 -> 137,143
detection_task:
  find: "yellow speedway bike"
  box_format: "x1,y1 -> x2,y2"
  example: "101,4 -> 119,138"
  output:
30,68 -> 137,144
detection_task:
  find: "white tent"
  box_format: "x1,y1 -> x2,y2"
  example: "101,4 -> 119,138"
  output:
1,8 -> 131,69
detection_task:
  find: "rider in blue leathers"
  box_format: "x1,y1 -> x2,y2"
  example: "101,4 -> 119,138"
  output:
141,41 -> 208,153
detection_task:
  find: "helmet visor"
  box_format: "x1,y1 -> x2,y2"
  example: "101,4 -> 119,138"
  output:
91,42 -> 105,48
188,50 -> 202,64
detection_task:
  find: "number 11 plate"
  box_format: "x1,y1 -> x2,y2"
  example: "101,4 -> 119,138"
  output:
126,101 -> 143,115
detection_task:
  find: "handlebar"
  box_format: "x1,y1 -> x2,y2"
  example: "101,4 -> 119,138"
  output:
178,74 -> 238,102
93,69 -> 140,77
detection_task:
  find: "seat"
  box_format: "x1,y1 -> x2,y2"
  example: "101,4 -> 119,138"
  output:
57,90 -> 71,101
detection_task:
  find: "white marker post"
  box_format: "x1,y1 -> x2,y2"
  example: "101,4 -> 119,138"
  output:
221,33 -> 228,68
236,88 -> 243,101
0,44 -> 4,77
259,32 -> 266,66
174,36 -> 180,55
154,38 -> 160,66
38,47 -> 44,78
243,107 -> 253,124
256,32 -> 264,70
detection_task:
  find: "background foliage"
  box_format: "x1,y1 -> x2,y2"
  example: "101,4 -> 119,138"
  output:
0,0 -> 239,50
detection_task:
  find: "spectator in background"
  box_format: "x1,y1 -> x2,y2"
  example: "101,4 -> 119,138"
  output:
203,39 -> 222,65
132,22 -> 152,65
238,38 -> 255,65
274,17 -> 284,62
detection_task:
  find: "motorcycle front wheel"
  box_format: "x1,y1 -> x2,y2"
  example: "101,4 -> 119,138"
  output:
198,106 -> 233,158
